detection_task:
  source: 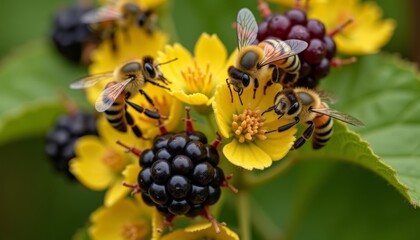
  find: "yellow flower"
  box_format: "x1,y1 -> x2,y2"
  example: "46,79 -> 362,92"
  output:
308,0 -> 395,54
213,83 -> 296,170
97,0 -> 167,15
84,21 -> 181,139
89,196 -> 161,240
157,33 -> 233,112
70,116 -> 151,206
160,222 -> 239,240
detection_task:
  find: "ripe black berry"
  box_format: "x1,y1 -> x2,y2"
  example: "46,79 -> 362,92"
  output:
45,112 -> 98,180
51,4 -> 97,63
136,130 -> 227,220
151,160 -> 171,183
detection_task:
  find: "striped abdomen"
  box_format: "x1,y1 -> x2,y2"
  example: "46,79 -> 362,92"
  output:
104,100 -> 127,133
312,114 -> 333,149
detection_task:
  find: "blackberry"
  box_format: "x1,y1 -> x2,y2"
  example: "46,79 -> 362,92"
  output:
122,107 -> 237,233
256,0 -> 354,88
45,111 -> 98,180
51,4 -> 98,64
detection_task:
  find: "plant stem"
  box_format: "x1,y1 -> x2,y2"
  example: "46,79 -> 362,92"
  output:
238,190 -> 251,240
244,155 -> 296,189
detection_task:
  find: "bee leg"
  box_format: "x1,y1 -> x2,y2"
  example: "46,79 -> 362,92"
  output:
237,88 -> 244,106
226,79 -> 234,103
253,78 -> 259,99
264,65 -> 279,95
124,108 -> 147,139
267,117 -> 300,134
145,79 -> 171,91
139,89 -> 155,107
125,99 -> 167,119
291,121 -> 314,150
110,31 -> 117,52
261,105 -> 275,116
282,72 -> 298,88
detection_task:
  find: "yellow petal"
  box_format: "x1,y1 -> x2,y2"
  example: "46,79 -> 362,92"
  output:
123,163 -> 141,185
89,198 -> 141,240
213,83 -> 236,138
195,33 -> 227,75
223,139 -> 272,170
172,91 -> 210,106
70,136 -> 115,190
104,178 -> 131,206
161,222 -> 239,240
254,128 -> 296,161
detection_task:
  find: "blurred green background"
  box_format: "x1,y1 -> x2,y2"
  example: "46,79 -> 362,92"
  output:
0,0 -> 419,239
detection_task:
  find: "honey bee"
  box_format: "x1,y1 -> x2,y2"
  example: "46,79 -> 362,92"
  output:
262,88 -> 364,150
70,56 -> 176,138
227,8 -> 308,105
82,1 -> 156,51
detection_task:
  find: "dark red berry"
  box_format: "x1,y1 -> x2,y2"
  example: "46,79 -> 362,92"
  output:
323,35 -> 337,59
298,60 -> 312,79
287,25 -> 310,42
267,14 -> 291,39
257,21 -> 270,40
306,19 -> 326,39
205,145 -> 219,167
205,186 -> 221,205
285,9 -> 307,25
302,39 -> 326,65
211,167 -> 225,188
312,58 -> 330,80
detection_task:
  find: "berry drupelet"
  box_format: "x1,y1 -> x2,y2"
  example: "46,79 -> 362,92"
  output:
121,107 -> 237,233
256,0 -> 355,88
45,111 -> 98,180
51,3 -> 98,64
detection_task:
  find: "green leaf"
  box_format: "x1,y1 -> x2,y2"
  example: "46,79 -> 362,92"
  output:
0,40 -> 88,145
296,53 -> 420,206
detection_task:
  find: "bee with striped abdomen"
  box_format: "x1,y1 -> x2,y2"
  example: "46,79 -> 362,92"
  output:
227,8 -> 308,105
70,56 -> 176,138
82,1 -> 156,51
262,88 -> 364,150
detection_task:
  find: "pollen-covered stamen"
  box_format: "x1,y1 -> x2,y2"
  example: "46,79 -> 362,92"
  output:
180,61 -> 213,96
116,140 -> 142,156
232,106 -> 267,143
183,106 -> 195,133
122,181 -> 141,196
101,149 -> 126,172
121,220 -> 150,240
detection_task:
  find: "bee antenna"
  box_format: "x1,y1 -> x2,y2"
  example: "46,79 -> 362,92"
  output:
157,58 -> 178,66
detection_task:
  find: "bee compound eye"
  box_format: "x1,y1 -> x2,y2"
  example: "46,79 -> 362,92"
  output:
144,63 -> 156,78
242,74 -> 250,87
137,15 -> 146,26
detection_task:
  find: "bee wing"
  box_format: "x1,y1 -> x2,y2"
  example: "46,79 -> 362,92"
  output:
259,39 -> 308,67
236,8 -> 258,50
311,108 -> 365,128
317,90 -> 337,104
95,78 -> 131,112
70,72 -> 114,89
81,4 -> 122,24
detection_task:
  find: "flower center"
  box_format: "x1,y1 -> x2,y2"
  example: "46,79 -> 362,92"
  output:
232,106 -> 267,143
101,149 -> 126,172
121,220 -> 150,240
181,60 -> 213,96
